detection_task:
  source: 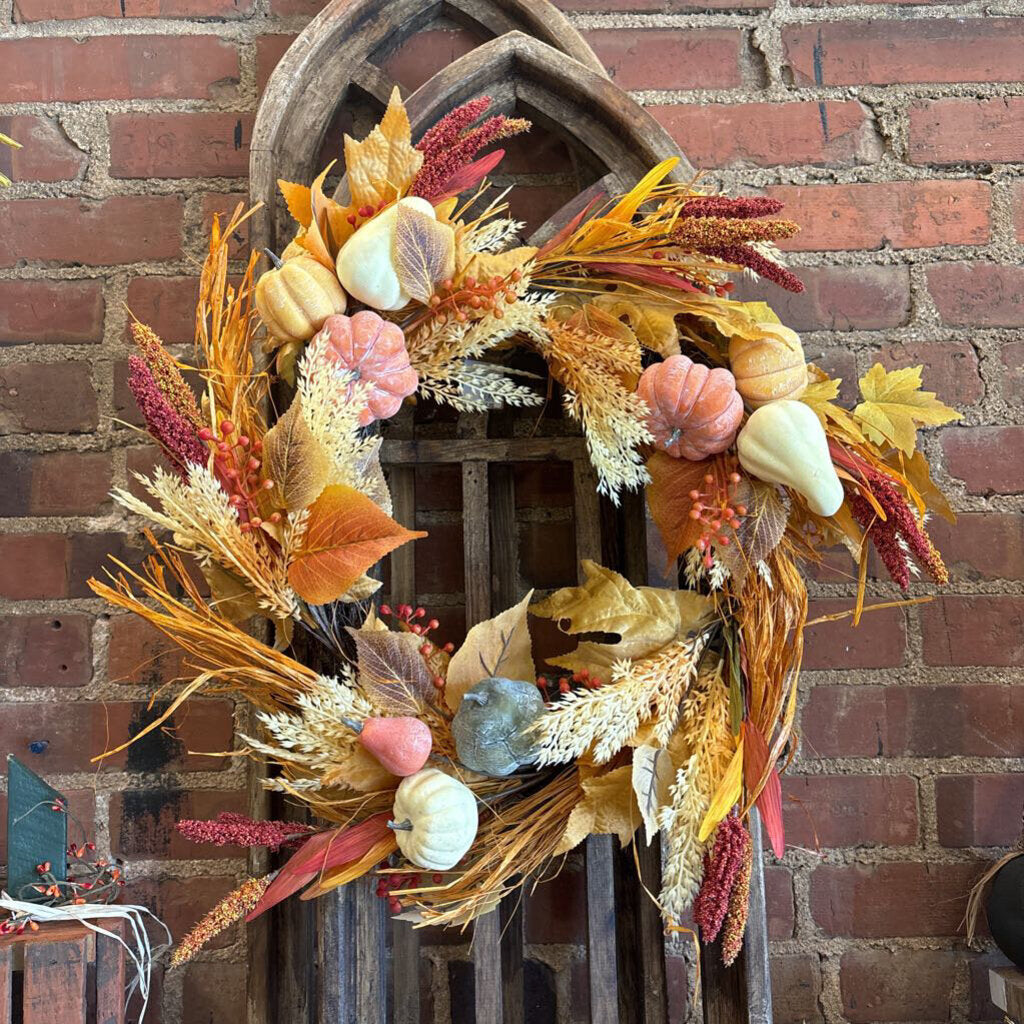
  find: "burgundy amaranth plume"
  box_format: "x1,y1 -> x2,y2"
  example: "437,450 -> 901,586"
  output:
127,355 -> 208,478
177,811 -> 315,851
411,95 -> 530,201
692,815 -> 750,942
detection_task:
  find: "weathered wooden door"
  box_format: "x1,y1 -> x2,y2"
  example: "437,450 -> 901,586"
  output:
249,4 -> 772,1021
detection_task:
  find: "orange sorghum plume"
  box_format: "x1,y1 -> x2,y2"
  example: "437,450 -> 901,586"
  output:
671,216 -> 799,249
170,873 -> 274,966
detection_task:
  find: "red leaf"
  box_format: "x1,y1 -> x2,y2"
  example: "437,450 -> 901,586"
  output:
246,813 -> 392,921
535,195 -> 604,259
434,149 -> 506,201
602,263 -> 700,292
742,722 -> 785,858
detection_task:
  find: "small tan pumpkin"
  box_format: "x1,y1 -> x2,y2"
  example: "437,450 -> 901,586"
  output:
319,311 -> 419,426
729,324 -> 807,408
637,355 -> 744,460
255,251 -> 347,345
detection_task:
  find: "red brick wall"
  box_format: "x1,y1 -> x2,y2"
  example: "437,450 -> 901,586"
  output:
0,2 -> 1021,1022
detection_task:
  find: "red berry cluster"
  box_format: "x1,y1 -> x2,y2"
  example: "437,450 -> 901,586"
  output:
427,269 -> 522,325
201,419 -> 278,531
536,670 -> 603,700
688,470 -> 748,569
345,199 -> 388,229
374,869 -> 446,914
379,603 -> 455,690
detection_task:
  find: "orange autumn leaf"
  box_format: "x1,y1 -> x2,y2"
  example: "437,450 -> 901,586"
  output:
645,450 -> 711,569
288,484 -> 426,605
278,178 -> 313,229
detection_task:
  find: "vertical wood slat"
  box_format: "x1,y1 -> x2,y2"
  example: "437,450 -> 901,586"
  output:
572,458 -> 621,1024
95,918 -> 127,1024
0,945 -> 11,1024
742,811 -> 773,1024
388,462 -> 422,1024
618,489 -> 669,1024
23,937 -> 88,1024
461,459 -> 504,1023
490,463 -> 525,1024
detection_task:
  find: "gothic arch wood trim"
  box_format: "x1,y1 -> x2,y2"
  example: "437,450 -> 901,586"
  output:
250,0 -> 603,254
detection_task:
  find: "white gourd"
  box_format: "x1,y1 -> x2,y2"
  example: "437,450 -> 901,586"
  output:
390,768 -> 478,871
736,400 -> 844,517
336,196 -> 437,311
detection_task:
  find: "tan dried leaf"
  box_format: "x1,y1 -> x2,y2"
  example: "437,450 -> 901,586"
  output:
716,481 -> 790,587
393,204 -> 456,305
555,763 -> 638,854
460,246 -> 537,286
444,592 -> 535,712
202,563 -> 261,623
263,401 -> 332,512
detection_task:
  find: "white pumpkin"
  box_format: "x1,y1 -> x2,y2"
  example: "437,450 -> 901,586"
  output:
389,768 -> 478,871
336,196 -> 440,311
736,400 -> 844,517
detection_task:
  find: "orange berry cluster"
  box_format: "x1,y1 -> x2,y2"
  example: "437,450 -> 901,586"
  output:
428,269 -> 523,325
379,603 -> 455,690
688,470 -> 748,569
201,419 -> 279,531
536,669 -> 603,700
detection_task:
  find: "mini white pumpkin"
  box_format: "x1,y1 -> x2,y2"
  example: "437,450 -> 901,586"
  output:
389,768 -> 478,871
336,196 -> 440,311
736,399 -> 844,517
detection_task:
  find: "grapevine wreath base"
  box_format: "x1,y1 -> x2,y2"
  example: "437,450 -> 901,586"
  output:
86,88 -> 960,967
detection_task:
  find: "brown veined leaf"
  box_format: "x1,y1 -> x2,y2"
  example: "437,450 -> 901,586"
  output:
645,451 -> 711,569
278,178 -> 312,229
287,484 -> 426,605
631,744 -> 674,845
555,763 -> 638,854
344,86 -> 423,211
853,363 -> 961,455
444,591 -> 535,712
532,560 -> 713,672
344,626 -> 435,715
392,203 -> 456,304
716,480 -> 790,588
262,401 -> 331,512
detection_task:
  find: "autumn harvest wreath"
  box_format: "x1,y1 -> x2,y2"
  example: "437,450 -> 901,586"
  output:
73,90 -> 960,967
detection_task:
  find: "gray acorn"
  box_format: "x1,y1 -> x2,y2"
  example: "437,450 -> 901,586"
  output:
451,677 -> 545,776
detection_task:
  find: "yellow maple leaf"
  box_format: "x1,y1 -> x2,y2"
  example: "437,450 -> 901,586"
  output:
555,763 -> 638,854
801,367 -> 866,443
532,560 -> 713,676
344,86 -> 423,211
853,364 -> 961,455
593,287 -> 680,357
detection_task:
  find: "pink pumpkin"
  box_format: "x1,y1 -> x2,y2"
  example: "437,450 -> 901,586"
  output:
320,310 -> 419,426
637,355 -> 744,460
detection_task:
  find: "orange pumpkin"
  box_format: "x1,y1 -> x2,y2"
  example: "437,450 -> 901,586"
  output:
637,355 -> 743,460
728,324 -> 807,408
319,311 -> 419,426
